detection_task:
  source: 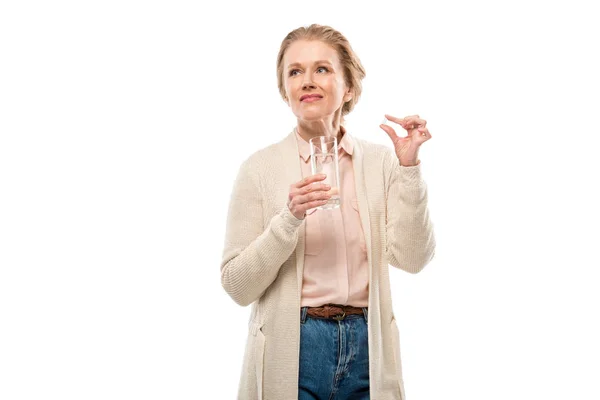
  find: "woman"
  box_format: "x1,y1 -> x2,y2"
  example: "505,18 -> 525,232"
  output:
220,24 -> 436,400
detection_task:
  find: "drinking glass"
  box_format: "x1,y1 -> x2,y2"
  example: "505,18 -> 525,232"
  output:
309,136 -> 341,210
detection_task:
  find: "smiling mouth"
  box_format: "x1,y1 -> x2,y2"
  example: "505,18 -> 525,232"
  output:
301,97 -> 322,102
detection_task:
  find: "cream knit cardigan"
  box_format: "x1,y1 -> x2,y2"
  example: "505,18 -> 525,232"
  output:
220,128 -> 436,400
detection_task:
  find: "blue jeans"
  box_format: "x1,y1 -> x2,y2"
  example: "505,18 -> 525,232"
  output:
298,306 -> 370,400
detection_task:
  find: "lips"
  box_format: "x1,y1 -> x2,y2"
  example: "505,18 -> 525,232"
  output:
300,94 -> 323,101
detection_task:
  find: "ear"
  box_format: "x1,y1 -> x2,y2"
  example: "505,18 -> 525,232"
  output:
343,88 -> 353,103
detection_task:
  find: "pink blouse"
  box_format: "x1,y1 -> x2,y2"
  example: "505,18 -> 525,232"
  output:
295,126 -> 369,308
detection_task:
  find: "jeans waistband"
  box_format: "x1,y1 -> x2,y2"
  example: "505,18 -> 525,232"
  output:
301,305 -> 368,324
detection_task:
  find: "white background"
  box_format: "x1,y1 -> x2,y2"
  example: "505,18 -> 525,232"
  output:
1,0 -> 599,399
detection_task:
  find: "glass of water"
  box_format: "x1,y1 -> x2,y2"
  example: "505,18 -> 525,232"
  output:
309,136 -> 341,210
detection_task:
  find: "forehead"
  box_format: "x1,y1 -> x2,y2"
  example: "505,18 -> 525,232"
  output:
284,40 -> 340,67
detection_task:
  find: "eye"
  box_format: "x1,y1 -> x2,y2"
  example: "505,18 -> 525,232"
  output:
288,66 -> 329,77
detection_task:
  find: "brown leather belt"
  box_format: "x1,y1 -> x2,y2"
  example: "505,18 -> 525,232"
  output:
306,303 -> 366,321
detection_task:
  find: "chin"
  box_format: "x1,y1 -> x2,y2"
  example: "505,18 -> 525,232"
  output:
294,108 -> 334,121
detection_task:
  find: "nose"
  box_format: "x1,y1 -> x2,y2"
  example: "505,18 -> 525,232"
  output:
302,81 -> 316,90
301,73 -> 316,90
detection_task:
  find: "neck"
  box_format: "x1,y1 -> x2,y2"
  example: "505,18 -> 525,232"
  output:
297,118 -> 345,143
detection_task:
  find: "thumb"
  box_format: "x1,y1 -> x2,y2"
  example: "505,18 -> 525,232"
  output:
380,123 -> 399,143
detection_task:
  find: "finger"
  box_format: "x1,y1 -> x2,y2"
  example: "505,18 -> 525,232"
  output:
384,115 -> 426,131
384,114 -> 421,125
417,127 -> 432,138
294,173 -> 327,188
303,182 -> 330,194
401,117 -> 427,129
304,199 -> 329,213
383,114 -> 406,125
380,123 -> 400,142
300,190 -> 331,206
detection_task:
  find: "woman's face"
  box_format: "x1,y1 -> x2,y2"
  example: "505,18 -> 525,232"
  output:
282,40 -> 352,122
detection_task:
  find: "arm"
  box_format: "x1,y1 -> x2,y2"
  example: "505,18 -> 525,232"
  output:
384,149 -> 436,273
220,157 -> 303,306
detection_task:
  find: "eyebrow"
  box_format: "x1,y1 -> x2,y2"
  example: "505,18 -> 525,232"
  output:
286,60 -> 333,69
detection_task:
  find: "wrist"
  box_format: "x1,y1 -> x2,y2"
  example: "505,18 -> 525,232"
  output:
400,159 -> 420,167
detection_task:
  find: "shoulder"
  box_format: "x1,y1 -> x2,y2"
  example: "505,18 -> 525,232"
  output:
239,138 -> 286,170
235,133 -> 293,181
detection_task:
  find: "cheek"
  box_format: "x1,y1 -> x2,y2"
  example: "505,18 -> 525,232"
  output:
285,81 -> 298,96
323,80 -> 341,95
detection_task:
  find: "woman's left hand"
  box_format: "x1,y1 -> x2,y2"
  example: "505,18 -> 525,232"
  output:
380,114 -> 432,166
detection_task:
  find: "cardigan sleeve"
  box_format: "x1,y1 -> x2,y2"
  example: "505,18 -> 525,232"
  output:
384,149 -> 436,273
220,156 -> 304,306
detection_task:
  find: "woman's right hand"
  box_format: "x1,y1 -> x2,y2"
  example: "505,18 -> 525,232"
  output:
287,174 -> 332,220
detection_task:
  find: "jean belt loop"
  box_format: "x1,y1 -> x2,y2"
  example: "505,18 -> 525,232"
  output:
362,307 -> 368,324
300,307 -> 308,324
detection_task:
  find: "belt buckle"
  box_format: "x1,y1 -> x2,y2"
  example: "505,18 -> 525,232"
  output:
332,310 -> 346,321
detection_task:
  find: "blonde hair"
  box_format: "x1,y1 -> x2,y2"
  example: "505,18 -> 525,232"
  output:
276,24 -> 366,122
